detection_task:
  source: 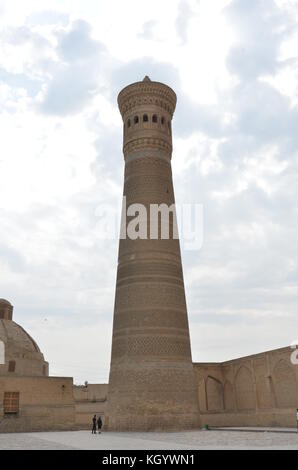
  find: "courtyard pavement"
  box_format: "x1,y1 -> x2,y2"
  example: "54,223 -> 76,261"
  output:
0,428 -> 298,450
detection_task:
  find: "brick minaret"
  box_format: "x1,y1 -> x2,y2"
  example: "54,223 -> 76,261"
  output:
106,77 -> 200,431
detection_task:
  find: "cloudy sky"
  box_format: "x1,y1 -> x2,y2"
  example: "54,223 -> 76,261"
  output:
0,0 -> 298,383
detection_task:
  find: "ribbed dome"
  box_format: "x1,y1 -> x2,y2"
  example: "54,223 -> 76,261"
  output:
0,317 -> 49,377
0,319 -> 41,355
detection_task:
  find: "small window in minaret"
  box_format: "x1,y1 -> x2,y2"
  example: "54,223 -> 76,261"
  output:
134,116 -> 139,124
143,114 -> 148,122
152,114 -> 158,123
161,117 -> 165,125
127,119 -> 131,128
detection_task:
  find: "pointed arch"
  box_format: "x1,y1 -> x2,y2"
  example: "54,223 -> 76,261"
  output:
198,377 -> 207,412
273,359 -> 297,408
223,381 -> 234,411
206,376 -> 224,411
235,366 -> 256,410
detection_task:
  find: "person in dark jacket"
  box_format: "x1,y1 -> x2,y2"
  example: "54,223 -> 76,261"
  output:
97,415 -> 103,434
92,414 -> 97,434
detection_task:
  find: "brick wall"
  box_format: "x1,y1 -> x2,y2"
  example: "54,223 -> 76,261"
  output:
194,346 -> 298,428
0,376 -> 75,432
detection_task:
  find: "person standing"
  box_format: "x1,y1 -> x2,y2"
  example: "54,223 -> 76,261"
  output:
92,414 -> 97,434
97,415 -> 103,434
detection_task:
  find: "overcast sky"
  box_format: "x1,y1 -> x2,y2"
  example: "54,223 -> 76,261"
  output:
0,0 -> 298,384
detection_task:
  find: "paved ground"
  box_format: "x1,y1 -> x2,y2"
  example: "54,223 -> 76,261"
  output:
1,428 -> 298,450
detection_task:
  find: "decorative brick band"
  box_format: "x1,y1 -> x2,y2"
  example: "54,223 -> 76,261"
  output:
111,334 -> 192,359
118,81 -> 177,118
123,137 -> 172,158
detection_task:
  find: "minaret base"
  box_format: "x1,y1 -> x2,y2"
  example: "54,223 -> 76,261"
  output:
105,363 -> 200,431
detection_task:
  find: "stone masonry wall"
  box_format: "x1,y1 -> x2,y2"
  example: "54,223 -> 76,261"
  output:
73,384 -> 108,429
194,346 -> 298,428
0,376 -> 75,433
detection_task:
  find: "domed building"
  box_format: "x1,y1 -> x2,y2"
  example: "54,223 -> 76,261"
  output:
0,299 -> 75,432
0,299 -> 49,377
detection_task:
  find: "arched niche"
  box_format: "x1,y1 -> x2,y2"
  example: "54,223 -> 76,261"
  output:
273,359 -> 297,408
235,366 -> 256,411
206,376 -> 224,411
223,381 -> 234,411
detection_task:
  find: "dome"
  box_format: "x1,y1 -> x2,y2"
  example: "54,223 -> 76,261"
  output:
0,319 -> 42,355
0,300 -> 49,377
